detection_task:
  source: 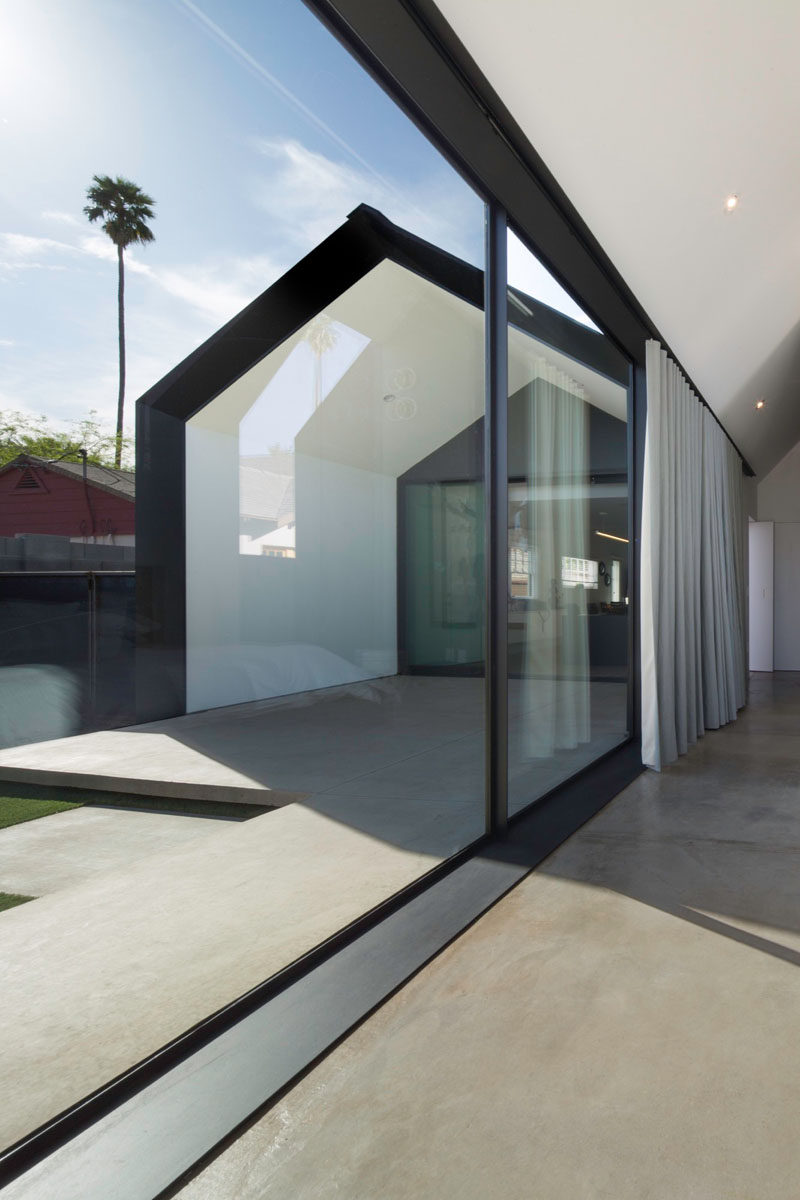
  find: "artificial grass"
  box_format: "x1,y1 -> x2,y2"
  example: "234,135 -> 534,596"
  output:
0,779 -> 268,827
0,892 -> 35,913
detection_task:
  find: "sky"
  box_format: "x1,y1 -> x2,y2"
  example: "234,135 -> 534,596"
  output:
0,0 -> 594,450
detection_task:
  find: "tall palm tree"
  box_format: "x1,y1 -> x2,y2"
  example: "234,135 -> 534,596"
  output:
84,175 -> 155,468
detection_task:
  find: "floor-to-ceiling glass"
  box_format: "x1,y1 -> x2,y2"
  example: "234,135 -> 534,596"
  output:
186,246 -> 488,858
506,228 -> 630,814
0,0 -> 487,1154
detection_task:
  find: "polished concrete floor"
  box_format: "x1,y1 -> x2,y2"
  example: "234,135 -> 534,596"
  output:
174,673 -> 800,1200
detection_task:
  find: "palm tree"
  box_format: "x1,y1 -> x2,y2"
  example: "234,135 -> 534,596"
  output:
84,175 -> 155,468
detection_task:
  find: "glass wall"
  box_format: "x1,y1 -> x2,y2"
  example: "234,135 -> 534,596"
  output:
0,0 -> 488,1154
506,229 -> 630,814
186,253 -> 486,858
0,0 -> 643,1161
173,0 -> 491,869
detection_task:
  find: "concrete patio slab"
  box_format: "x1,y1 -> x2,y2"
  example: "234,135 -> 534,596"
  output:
0,806 -> 235,896
0,677 -> 627,812
0,724 -> 298,806
0,803 -> 446,1152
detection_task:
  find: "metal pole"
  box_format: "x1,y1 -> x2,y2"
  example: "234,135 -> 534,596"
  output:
88,572 -> 97,727
484,203 -> 509,833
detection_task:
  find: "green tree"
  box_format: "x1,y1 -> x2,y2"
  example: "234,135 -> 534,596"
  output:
84,175 -> 155,468
0,410 -> 130,469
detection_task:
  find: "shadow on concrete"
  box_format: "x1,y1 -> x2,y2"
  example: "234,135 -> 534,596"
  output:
534,672 -> 800,969
118,674 -> 629,857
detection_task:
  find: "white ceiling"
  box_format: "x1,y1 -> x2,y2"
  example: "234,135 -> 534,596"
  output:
434,0 -> 800,478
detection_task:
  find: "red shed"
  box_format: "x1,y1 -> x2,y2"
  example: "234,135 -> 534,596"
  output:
0,454 -> 135,542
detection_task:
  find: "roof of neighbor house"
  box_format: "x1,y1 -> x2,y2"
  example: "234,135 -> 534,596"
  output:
238,463 -> 294,524
0,454 -> 135,502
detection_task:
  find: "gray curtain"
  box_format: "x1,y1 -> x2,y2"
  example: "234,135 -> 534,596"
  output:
641,341 -> 746,770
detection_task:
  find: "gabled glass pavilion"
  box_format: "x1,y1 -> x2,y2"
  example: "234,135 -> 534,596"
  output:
137,203 -> 632,860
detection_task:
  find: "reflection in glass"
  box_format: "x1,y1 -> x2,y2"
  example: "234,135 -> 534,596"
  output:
3,0 -> 498,1154
186,243 -> 486,857
507,233 -> 629,815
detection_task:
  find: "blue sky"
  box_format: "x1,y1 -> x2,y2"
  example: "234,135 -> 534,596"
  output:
0,0 -> 591,447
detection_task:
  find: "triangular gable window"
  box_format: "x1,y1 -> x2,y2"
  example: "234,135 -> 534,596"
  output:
14,467 -> 46,492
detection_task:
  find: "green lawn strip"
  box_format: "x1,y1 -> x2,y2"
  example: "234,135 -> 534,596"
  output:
0,892 -> 36,913
0,794 -> 82,831
0,779 -> 268,825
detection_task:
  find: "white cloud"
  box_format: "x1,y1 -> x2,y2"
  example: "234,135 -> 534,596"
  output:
152,253 -> 278,325
0,232 -> 75,273
1,232 -> 72,256
252,137 -> 482,266
81,230 -> 148,269
0,338 -> 16,348
1,224 -> 275,330
0,368 -> 120,432
77,231 -> 155,279
41,210 -> 80,226
77,231 -> 120,264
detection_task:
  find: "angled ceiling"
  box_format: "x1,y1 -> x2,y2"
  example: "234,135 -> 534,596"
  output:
433,0 -> 800,478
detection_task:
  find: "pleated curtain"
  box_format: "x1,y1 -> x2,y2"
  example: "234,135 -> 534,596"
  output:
640,341 -> 746,770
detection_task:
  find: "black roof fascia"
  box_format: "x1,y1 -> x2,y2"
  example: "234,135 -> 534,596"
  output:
137,213 -> 385,424
137,202 -> 628,427
357,204 -> 629,387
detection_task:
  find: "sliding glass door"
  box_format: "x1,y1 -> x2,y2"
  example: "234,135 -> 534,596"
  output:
505,228 -> 631,815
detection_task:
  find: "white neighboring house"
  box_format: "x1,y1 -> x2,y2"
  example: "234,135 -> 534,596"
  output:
239,523 -> 296,558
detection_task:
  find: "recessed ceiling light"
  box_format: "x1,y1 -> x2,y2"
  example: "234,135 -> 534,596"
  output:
755,397 -> 766,410
724,194 -> 740,213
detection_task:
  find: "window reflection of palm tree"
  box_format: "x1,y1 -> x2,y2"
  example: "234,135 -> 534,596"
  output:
303,314 -> 338,410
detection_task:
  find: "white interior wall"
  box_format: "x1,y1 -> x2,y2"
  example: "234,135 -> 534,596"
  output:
185,424 -> 240,662
186,427 -> 396,713
294,454 -> 397,678
748,521 -> 773,672
757,440 -> 800,670
773,524 -> 800,669
758,441 -> 800,522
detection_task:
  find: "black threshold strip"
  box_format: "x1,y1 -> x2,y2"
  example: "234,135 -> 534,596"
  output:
0,743 -> 642,1200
